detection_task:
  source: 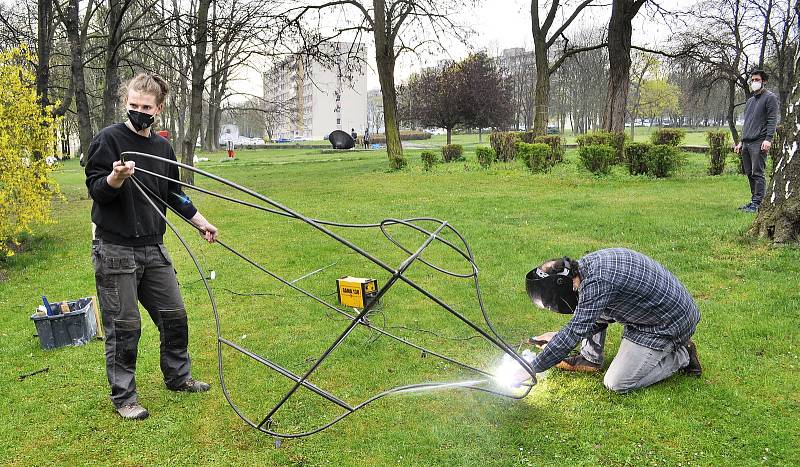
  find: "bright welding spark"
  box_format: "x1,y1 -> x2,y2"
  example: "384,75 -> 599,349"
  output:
493,349 -> 537,390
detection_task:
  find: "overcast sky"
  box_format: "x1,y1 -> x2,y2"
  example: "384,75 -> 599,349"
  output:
232,0 -> 685,100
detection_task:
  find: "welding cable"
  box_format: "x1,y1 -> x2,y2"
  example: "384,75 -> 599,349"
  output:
126,157 -> 536,437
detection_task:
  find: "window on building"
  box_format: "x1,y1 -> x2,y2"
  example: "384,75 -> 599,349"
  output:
336,118 -> 341,125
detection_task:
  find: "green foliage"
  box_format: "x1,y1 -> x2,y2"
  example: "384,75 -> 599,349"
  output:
646,144 -> 684,178
516,142 -> 551,173
609,131 -> 627,163
369,131 -> 432,144
625,142 -> 653,175
489,131 -> 519,162
420,150 -> 439,170
638,79 -> 682,118
518,130 -> 539,143
532,135 -> 565,164
651,128 -> 686,146
475,146 -> 495,168
0,47 -> 61,257
706,130 -> 730,176
576,130 -> 614,148
578,144 -> 616,175
441,144 -> 464,162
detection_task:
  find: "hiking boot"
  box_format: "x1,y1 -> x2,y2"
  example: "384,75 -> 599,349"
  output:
737,202 -> 753,211
116,403 -> 149,420
683,340 -> 702,377
167,378 -> 211,393
742,204 -> 759,213
555,355 -> 602,373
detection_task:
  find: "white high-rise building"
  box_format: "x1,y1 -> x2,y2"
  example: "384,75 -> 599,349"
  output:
263,43 -> 368,141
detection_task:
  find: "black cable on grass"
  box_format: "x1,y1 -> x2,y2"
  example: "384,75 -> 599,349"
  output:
123,151 -> 536,438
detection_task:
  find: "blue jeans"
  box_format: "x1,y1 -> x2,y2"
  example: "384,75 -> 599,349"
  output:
581,329 -> 689,394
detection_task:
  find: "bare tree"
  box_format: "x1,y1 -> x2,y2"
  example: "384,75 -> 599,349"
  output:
278,0 -> 478,169
53,0 -> 98,157
530,0 -> 605,135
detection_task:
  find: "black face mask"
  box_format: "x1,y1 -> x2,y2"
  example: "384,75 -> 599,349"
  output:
128,109 -> 155,131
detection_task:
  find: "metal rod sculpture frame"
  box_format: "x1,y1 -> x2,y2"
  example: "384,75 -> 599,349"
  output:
121,151 -> 538,438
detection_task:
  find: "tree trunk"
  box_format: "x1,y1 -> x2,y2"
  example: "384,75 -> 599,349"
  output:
62,0 -> 92,158
373,0 -> 405,169
750,91 -> 800,242
532,38 -> 549,136
102,0 -> 124,127
36,0 -> 53,110
602,0 -> 643,132
726,80 -> 739,143
181,0 -> 212,184
751,2 -> 800,243
446,128 -> 452,145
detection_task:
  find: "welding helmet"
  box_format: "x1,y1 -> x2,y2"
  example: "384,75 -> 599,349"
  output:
525,257 -> 578,314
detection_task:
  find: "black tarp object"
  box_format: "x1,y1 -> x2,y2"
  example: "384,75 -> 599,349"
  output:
329,130 -> 355,149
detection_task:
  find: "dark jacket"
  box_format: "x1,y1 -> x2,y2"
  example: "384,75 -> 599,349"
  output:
741,89 -> 779,142
85,123 -> 197,246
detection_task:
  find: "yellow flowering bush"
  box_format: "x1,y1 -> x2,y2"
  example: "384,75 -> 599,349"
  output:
0,47 -> 61,257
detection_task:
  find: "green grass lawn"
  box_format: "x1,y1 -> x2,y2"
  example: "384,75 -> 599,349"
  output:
1,145 -> 798,465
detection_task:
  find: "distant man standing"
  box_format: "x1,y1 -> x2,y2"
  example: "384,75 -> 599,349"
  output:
734,69 -> 779,213
363,128 -> 370,149
350,128 -> 357,145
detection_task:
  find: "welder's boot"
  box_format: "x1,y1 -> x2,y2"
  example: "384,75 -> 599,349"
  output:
167,378 -> 211,392
682,340 -> 702,377
117,403 -> 149,420
555,355 -> 602,373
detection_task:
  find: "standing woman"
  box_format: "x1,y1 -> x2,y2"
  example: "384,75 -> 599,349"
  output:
85,73 -> 217,420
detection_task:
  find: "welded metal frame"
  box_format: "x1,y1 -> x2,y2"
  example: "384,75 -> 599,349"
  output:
120,151 -> 537,438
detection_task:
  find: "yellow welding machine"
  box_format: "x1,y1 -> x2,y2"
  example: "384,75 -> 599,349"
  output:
336,276 -> 378,309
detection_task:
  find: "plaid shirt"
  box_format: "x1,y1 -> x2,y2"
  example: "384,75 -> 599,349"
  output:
531,248 -> 700,373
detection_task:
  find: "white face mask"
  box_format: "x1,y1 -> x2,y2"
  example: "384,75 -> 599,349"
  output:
750,81 -> 762,92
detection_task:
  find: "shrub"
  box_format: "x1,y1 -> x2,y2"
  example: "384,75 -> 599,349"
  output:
516,142 -> 551,173
646,144 -> 684,178
625,142 -> 653,175
578,144 -> 616,175
706,130 -> 729,176
420,150 -> 438,170
609,131 -> 627,163
650,128 -> 686,146
0,48 -> 61,257
369,131 -> 432,144
489,131 -> 520,162
518,130 -> 539,143
442,144 -> 464,162
475,146 -> 495,168
533,135 -> 565,164
576,130 -> 614,148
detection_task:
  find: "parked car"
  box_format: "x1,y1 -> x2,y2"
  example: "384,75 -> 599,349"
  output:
272,137 -> 292,143
546,125 -> 559,134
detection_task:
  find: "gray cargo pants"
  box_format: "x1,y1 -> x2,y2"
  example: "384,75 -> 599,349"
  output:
92,239 -> 192,408
741,140 -> 767,206
581,328 -> 689,394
